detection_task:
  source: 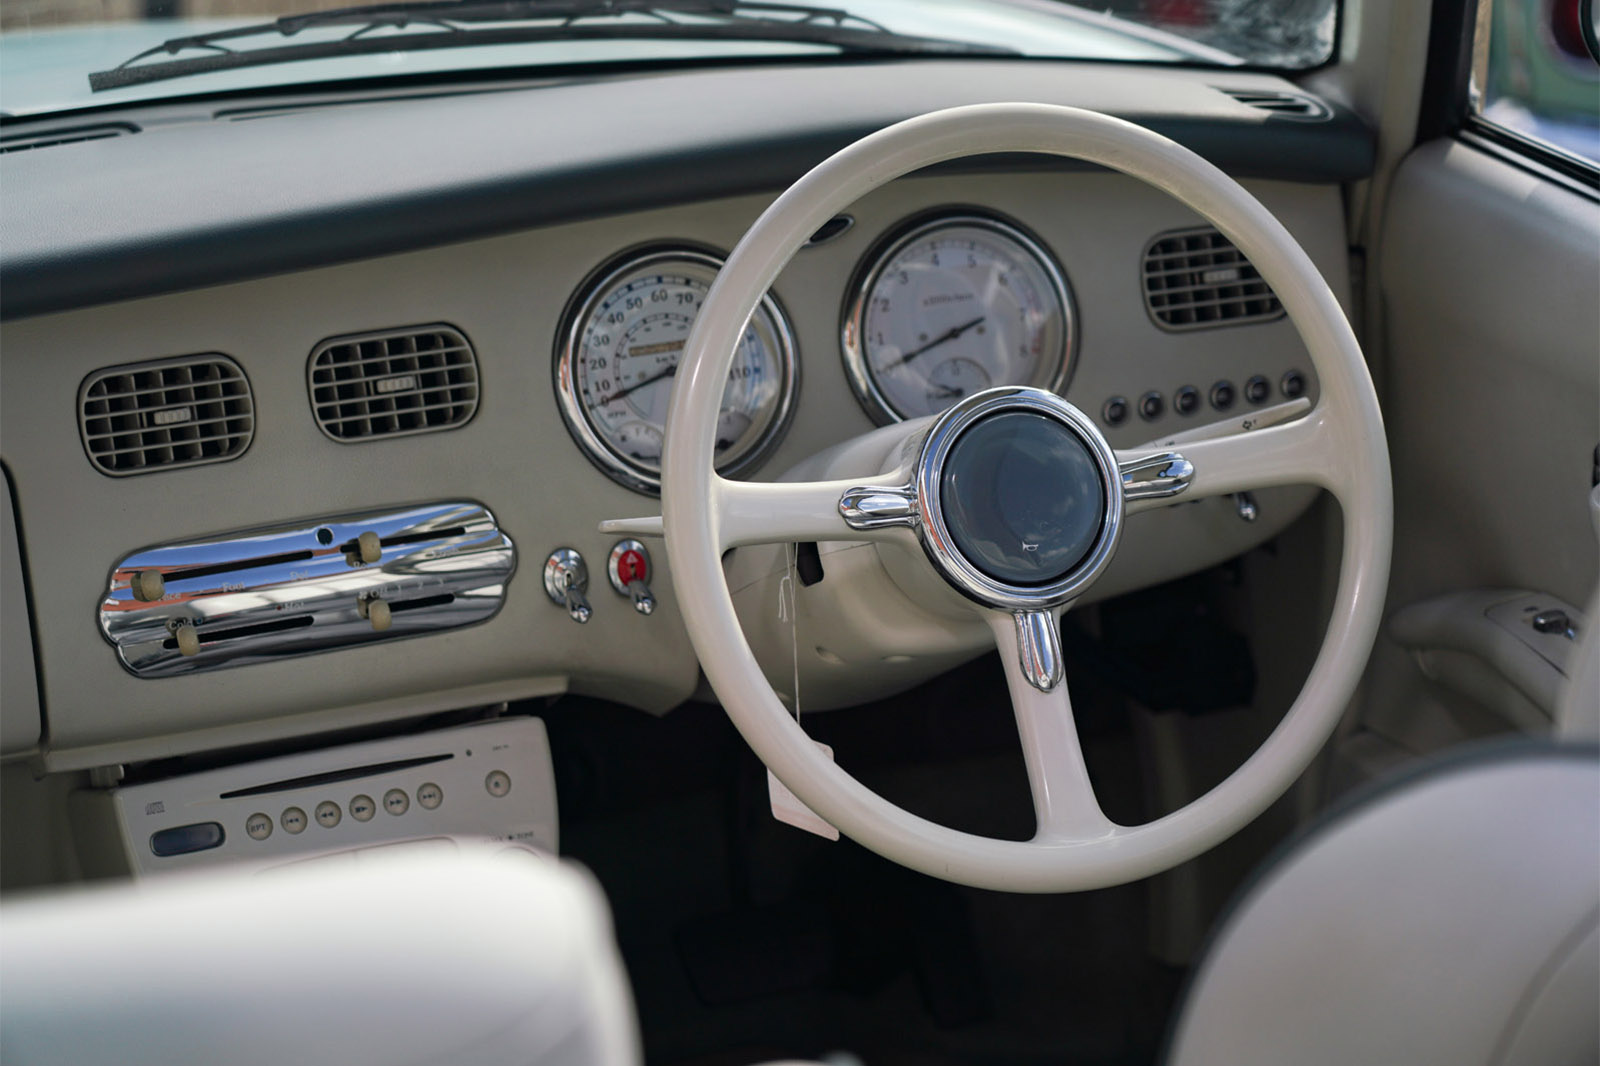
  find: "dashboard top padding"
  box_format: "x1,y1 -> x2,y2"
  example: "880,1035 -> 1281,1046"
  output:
0,60 -> 1372,320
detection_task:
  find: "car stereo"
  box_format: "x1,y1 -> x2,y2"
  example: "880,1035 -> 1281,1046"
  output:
71,716 -> 556,878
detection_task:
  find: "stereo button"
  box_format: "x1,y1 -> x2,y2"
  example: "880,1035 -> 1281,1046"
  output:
485,771 -> 512,798
245,813 -> 273,841
383,788 -> 410,816
349,794 -> 376,822
281,807 -> 308,834
315,801 -> 342,828
417,783 -> 443,810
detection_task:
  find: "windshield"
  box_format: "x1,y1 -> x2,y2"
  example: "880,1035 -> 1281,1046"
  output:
0,0 -> 1338,117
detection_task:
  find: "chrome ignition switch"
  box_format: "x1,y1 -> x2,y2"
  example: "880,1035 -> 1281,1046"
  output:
543,548 -> 592,624
607,539 -> 656,616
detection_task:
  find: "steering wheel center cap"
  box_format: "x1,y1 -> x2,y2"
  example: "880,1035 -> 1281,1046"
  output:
914,387 -> 1124,611
940,411 -> 1107,585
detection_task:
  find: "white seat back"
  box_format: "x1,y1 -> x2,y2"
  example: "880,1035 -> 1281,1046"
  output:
0,848 -> 641,1066
1167,744 -> 1599,1066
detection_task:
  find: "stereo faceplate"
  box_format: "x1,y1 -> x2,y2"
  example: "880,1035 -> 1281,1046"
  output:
75,716 -> 557,878
99,500 -> 515,677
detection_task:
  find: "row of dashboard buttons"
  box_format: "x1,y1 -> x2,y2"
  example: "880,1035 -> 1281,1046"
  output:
241,771 -> 512,841
1102,370 -> 1306,427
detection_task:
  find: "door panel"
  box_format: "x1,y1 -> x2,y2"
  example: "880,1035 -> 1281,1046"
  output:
1353,138 -> 1599,769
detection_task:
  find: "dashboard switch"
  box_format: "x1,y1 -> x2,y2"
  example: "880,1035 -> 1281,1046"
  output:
544,548 -> 592,624
1102,396 -> 1129,426
1532,610 -> 1575,638
1281,369 -> 1307,399
1244,375 -> 1271,404
1173,385 -> 1200,416
1138,391 -> 1164,421
607,539 -> 656,616
1210,380 -> 1236,410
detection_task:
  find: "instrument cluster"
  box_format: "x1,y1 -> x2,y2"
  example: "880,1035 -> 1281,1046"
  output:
552,210 -> 1076,495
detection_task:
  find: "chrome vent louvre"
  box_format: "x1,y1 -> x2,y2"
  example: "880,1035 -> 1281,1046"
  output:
1216,87 -> 1331,121
1,123 -> 137,154
79,355 -> 255,476
1142,227 -> 1285,331
308,324 -> 479,441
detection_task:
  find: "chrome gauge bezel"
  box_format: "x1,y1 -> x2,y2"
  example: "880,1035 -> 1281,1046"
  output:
841,212 -> 1077,426
554,246 -> 799,495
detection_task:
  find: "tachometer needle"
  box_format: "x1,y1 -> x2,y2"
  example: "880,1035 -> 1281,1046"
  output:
880,316 -> 985,371
601,363 -> 676,406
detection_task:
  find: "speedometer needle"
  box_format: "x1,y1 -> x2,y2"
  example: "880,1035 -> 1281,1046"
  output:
600,363 -> 676,406
880,316 -> 985,370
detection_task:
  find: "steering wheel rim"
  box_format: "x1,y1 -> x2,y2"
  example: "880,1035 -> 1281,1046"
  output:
662,103 -> 1392,893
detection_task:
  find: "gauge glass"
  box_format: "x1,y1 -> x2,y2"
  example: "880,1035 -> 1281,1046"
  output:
556,249 -> 797,494
843,216 -> 1073,423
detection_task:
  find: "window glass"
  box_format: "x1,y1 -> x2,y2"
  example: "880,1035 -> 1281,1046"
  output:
0,0 -> 1340,117
1474,0 -> 1600,164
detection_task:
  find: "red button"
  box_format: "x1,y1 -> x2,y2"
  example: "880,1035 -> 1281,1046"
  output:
617,550 -> 647,583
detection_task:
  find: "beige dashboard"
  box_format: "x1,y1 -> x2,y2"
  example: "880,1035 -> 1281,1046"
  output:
0,168 -> 1346,771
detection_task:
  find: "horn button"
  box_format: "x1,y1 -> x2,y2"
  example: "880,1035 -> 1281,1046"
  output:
938,411 -> 1107,587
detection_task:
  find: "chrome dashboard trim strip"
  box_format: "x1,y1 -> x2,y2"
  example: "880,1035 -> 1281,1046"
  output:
99,501 -> 516,678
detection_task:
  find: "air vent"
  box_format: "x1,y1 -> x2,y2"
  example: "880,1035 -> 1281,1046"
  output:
79,355 -> 255,477
0,123 -> 137,154
1142,227 -> 1285,332
308,324 -> 479,441
1216,87 -> 1331,121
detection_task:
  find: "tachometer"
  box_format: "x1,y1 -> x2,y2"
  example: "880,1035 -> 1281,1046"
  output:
842,214 -> 1074,424
555,248 -> 798,494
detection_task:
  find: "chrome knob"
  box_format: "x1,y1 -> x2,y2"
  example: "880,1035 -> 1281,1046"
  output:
543,548 -> 592,624
606,539 -> 656,616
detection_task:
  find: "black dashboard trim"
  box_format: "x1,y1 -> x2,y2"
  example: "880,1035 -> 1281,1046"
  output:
0,59 -> 1374,321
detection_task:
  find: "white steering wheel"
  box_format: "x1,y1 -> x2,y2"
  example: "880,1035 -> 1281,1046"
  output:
660,104 -> 1392,893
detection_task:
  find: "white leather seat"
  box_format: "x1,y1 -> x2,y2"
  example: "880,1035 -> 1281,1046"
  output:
0,848 -> 643,1066
1166,741 -> 1600,1066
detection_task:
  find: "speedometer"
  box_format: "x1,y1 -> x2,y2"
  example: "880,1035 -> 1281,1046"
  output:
555,248 -> 798,494
842,214 -> 1075,424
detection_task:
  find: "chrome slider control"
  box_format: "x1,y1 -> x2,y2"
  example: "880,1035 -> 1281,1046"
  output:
606,539 -> 656,616
543,548 -> 592,624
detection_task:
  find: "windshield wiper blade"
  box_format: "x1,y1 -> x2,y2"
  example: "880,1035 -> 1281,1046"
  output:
88,0 -> 1016,92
